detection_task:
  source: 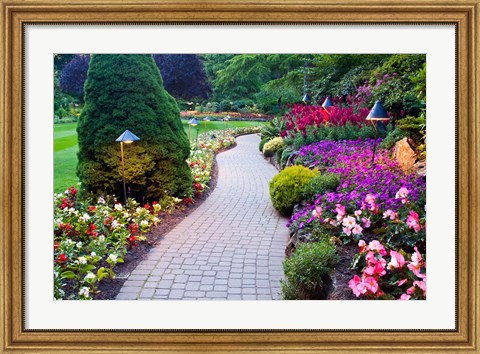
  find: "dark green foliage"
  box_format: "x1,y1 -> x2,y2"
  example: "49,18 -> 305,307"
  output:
260,116 -> 286,141
281,240 -> 339,300
302,173 -> 341,203
269,166 -> 316,216
77,54 -> 192,200
379,128 -> 408,150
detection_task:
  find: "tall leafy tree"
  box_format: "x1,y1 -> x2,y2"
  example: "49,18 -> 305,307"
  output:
153,54 -> 211,100
77,54 -> 192,199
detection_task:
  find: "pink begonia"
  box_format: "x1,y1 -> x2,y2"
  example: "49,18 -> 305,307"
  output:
363,276 -> 379,294
383,209 -> 398,220
406,211 -> 421,232
352,224 -> 363,235
388,250 -> 406,270
364,259 -> 387,277
335,204 -> 346,221
342,216 -> 356,229
395,187 -> 409,199
398,279 -> 408,286
348,275 -> 367,297
354,210 -> 362,217
343,227 -> 352,236
399,294 -> 411,300
365,193 -> 376,205
368,240 -> 387,256
358,240 -> 366,252
407,247 -> 426,279
312,205 -> 322,218
362,217 -> 371,228
413,280 -> 427,296
365,251 -> 376,265
406,286 -> 416,295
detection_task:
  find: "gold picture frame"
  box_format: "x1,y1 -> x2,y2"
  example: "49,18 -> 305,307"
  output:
1,0 -> 479,352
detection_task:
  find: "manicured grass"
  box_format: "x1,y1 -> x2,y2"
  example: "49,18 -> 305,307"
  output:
54,123 -> 79,194
54,120 -> 264,194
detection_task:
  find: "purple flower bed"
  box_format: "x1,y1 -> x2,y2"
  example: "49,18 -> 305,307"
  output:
289,139 -> 426,230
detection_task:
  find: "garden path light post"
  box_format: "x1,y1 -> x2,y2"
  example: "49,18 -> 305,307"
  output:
224,115 -> 230,130
188,118 -> 199,142
203,116 -> 210,138
365,100 -> 390,165
116,129 -> 140,205
322,96 -> 333,109
322,96 -> 333,116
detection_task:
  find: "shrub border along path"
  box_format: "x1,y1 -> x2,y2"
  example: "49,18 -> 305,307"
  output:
116,134 -> 289,300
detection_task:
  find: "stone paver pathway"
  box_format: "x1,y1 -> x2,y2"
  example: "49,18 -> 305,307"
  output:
116,134 -> 289,300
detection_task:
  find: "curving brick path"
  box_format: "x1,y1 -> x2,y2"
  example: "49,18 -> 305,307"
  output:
116,134 -> 289,300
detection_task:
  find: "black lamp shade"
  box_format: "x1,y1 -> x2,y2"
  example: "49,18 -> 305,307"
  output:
366,101 -> 390,121
302,93 -> 310,102
116,129 -> 140,142
322,97 -> 333,108
203,117 -> 211,122
188,118 -> 199,126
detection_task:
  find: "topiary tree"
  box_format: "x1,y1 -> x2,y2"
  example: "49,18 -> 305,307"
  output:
77,54 -> 192,200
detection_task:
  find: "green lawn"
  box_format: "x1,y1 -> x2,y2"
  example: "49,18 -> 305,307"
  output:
54,120 -> 264,194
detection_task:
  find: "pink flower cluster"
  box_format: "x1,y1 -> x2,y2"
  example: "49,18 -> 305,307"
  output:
349,240 -> 426,300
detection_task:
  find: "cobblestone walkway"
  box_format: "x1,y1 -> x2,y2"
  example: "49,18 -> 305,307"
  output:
116,134 -> 289,300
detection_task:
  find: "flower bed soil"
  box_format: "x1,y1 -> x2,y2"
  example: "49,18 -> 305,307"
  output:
94,144 -> 233,300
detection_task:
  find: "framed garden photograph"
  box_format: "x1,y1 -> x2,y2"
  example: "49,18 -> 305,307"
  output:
1,0 -> 479,353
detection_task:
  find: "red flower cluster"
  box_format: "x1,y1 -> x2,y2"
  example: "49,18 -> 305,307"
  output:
127,223 -> 139,247
183,198 -> 194,205
59,186 -> 78,209
279,103 -> 370,139
86,223 -> 97,238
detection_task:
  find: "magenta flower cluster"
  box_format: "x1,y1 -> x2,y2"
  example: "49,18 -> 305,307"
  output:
292,139 -> 425,214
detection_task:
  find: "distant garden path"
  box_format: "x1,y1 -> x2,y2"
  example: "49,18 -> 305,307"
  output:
117,134 -> 289,300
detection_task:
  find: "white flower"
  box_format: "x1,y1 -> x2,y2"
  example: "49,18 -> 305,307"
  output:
65,239 -> 75,246
78,287 -> 90,297
123,212 -> 130,218
153,217 -> 160,223
81,213 -> 91,222
90,252 -> 96,257
108,254 -> 117,263
111,220 -> 120,228
140,220 -> 149,226
76,242 -> 83,249
84,272 -> 96,281
136,207 -> 143,213
98,197 -> 105,204
78,256 -> 87,264
114,203 -> 123,211
98,235 -> 105,242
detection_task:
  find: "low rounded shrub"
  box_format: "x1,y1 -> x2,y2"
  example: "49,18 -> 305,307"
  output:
281,240 -> 339,300
269,165 -> 316,215
259,137 -> 269,152
302,173 -> 341,202
263,137 -> 284,157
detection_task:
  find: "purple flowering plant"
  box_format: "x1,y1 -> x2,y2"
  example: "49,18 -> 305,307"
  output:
287,139 -> 426,252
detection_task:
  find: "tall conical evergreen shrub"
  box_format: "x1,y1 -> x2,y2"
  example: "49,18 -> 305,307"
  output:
77,54 -> 192,199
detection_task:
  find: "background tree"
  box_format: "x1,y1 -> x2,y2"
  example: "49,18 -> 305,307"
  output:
153,54 -> 211,100
59,54 -> 90,99
77,54 -> 192,200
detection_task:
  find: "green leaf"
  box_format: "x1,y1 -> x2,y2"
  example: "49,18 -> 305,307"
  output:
60,271 -> 77,279
97,267 -> 108,282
